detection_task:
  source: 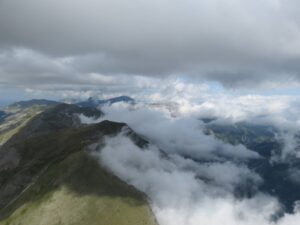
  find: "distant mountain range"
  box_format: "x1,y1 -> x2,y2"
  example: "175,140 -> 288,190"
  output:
203,120 -> 300,215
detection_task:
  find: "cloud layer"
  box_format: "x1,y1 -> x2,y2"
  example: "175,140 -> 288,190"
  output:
80,92 -> 300,160
1,0 -> 300,90
79,91 -> 300,225
94,133 -> 300,225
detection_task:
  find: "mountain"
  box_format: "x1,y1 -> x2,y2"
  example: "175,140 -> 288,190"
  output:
76,96 -> 135,108
3,99 -> 300,224
204,121 -> 279,158
0,99 -> 62,146
0,103 -> 157,225
204,121 -> 300,214
0,111 -> 7,122
6,99 -> 60,112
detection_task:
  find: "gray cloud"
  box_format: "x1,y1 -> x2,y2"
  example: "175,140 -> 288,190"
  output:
0,48 -> 165,99
0,0 -> 300,88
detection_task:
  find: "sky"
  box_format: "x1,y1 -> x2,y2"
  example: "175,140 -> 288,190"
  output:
1,0 -> 300,105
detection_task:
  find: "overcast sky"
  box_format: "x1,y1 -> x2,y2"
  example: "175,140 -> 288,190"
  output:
1,0 -> 300,103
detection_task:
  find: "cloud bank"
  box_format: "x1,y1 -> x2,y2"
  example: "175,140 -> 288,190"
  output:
78,91 -> 300,161
77,89 -> 300,225
1,0 -> 300,91
93,133 -> 300,225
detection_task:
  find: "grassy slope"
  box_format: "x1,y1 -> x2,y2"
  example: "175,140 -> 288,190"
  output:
1,151 -> 157,225
0,104 -> 158,225
0,105 -> 45,145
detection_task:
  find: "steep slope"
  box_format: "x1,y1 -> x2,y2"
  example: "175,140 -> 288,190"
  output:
0,99 -> 61,145
0,104 -> 157,225
0,152 -> 156,225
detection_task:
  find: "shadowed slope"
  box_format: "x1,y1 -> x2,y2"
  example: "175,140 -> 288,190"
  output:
0,103 -> 157,225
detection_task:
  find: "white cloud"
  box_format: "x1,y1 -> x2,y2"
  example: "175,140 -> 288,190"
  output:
75,82 -> 300,225
92,133 -> 300,225
95,103 -> 260,161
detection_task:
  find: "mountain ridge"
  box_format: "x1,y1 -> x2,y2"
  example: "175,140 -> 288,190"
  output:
0,103 -> 158,225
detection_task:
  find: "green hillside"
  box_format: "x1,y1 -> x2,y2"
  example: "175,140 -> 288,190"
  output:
0,103 -> 158,225
1,151 -> 157,225
0,100 -> 60,145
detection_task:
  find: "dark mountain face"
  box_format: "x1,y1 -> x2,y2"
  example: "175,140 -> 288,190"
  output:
0,103 -> 156,225
205,122 -> 280,158
0,100 -> 62,145
0,111 -> 7,122
16,103 -> 103,135
105,96 -> 135,104
0,104 -> 108,207
205,121 -> 300,214
76,96 -> 135,108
